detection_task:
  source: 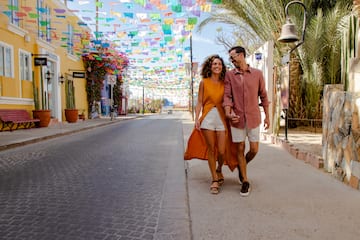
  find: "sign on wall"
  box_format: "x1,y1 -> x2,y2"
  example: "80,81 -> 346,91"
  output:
34,57 -> 47,66
108,75 -> 116,85
72,72 -> 85,78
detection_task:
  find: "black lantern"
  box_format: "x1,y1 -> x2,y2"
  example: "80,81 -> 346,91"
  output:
46,70 -> 51,84
59,74 -> 64,84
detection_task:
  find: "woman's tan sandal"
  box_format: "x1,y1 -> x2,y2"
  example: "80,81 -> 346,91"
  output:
210,180 -> 219,194
216,170 -> 224,186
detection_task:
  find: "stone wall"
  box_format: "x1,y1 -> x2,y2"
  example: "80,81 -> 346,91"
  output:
323,84 -> 360,189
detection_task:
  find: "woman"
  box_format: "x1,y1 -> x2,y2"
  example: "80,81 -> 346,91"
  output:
184,55 -> 237,194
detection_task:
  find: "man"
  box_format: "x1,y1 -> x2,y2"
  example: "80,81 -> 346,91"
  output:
223,46 -> 270,196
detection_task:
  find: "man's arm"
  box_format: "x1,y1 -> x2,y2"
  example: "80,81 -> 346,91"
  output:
223,73 -> 240,123
258,72 -> 270,130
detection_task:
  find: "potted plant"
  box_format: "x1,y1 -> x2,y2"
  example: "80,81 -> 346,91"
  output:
32,70 -> 51,127
64,77 -> 78,123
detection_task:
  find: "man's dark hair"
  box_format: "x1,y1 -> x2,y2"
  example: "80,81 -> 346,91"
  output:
229,46 -> 246,58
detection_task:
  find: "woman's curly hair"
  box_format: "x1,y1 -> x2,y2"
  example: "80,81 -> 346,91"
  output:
200,54 -> 226,81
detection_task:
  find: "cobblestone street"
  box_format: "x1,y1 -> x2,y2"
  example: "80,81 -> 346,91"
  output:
0,117 -> 190,240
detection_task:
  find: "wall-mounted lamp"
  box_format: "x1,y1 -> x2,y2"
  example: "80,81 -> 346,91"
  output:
59,74 -> 65,84
46,70 -> 51,84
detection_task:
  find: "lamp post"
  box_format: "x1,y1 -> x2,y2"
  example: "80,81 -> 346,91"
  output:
142,84 -> 145,115
45,70 -> 51,110
190,33 -> 194,121
278,0 -> 307,141
141,73 -> 146,115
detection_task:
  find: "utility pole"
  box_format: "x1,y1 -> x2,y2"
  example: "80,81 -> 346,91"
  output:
190,33 -> 194,121
142,73 -> 145,115
142,85 -> 145,115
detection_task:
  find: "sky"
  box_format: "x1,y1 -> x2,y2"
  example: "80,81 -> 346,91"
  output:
64,0 -> 230,104
191,22 -> 229,63
65,0 -> 229,65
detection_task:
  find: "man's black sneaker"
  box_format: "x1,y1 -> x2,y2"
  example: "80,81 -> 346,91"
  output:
237,165 -> 244,185
240,181 -> 251,197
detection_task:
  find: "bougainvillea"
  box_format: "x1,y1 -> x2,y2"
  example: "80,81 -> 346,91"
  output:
82,41 -> 129,117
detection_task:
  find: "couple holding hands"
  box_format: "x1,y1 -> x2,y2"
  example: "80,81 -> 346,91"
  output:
184,46 -> 270,197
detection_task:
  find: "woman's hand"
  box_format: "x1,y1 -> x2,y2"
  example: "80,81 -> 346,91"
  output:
195,119 -> 201,130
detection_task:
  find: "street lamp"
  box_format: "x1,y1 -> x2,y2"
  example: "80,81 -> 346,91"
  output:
141,73 -> 146,115
45,70 -> 52,110
278,0 -> 307,141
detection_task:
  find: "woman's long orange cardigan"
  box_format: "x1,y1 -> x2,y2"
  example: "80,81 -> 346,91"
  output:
184,78 -> 238,171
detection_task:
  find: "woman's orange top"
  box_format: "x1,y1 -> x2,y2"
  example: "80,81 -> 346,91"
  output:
184,78 -> 238,171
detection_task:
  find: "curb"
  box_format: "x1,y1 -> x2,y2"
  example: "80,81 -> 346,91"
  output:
0,118 -> 126,152
263,133 -> 324,169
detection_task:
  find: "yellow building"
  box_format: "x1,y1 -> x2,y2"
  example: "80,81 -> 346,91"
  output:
0,0 -> 90,124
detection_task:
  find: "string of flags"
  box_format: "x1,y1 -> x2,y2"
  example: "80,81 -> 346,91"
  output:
1,0 -> 222,97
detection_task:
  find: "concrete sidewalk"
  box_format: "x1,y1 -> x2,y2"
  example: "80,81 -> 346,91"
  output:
182,112 -> 360,240
0,115 -> 138,151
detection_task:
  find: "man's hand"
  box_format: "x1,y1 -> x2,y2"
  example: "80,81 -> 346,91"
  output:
263,116 -> 270,130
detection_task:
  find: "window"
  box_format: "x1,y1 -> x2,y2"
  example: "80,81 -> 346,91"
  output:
37,0 -> 51,41
19,50 -> 31,81
67,24 -> 74,55
8,0 -> 19,27
46,6 -> 51,42
0,42 -> 13,77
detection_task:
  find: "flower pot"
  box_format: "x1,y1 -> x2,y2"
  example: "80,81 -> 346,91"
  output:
32,110 -> 51,127
65,109 -> 79,123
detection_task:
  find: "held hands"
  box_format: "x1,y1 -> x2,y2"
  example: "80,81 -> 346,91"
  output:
195,119 -> 201,130
226,110 -> 240,123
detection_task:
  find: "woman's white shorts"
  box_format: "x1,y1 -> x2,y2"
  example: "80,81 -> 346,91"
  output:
200,107 -> 225,131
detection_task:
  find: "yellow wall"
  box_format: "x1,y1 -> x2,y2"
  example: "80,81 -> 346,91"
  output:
59,58 -> 88,120
0,0 -> 90,123
22,80 -> 34,99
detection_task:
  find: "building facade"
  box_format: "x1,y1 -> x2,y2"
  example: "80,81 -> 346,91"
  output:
0,0 -> 90,123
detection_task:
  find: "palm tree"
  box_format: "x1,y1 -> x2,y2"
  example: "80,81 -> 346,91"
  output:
198,0 -> 286,65
299,1 -> 352,119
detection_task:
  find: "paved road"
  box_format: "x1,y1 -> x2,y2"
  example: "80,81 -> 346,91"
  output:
0,116 -> 190,240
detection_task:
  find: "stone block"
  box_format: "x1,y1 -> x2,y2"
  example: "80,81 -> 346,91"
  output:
297,150 -> 308,162
290,147 -> 299,158
281,141 -> 292,152
350,160 -> 360,179
349,175 -> 359,190
307,153 -> 324,169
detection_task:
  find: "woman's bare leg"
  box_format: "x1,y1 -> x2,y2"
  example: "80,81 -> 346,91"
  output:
202,129 -> 219,193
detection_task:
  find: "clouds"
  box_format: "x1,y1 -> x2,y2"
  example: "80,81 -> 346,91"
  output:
192,35 -> 215,45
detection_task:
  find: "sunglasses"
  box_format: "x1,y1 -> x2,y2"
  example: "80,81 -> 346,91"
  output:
229,53 -> 240,61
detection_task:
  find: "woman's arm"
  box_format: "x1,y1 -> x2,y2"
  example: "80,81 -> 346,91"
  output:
194,80 -> 204,129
